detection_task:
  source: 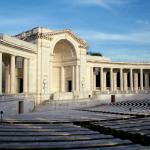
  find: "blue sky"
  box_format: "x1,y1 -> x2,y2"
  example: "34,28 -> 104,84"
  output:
0,0 -> 150,62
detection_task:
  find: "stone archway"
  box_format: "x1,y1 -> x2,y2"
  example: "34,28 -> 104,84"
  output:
52,39 -> 77,93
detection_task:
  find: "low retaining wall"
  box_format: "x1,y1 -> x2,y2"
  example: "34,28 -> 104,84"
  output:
95,93 -> 150,104
0,98 -> 34,116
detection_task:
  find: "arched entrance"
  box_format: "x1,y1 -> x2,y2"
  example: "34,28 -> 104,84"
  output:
52,39 -> 76,93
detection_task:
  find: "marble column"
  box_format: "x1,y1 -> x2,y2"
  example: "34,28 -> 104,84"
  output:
113,72 -> 117,91
110,68 -> 113,92
134,72 -> 138,91
5,64 -> 10,93
145,72 -> 149,90
72,66 -> 75,91
0,52 -> 2,94
130,69 -> 133,91
75,65 -> 79,91
123,72 -> 128,91
23,58 -> 28,94
100,67 -> 103,91
90,67 -> 93,91
93,70 -> 96,90
103,71 -> 107,91
61,66 -> 64,92
120,68 -> 123,91
10,55 -> 15,94
140,69 -> 143,91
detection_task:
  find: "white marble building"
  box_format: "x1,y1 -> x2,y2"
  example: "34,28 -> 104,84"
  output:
0,27 -> 150,104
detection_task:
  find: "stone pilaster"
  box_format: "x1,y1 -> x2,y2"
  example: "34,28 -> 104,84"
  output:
72,66 -> 75,91
75,65 -> 79,91
61,66 -> 64,92
49,56 -> 53,93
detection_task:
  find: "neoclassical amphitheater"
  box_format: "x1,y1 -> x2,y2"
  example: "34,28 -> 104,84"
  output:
0,27 -> 150,106
0,27 -> 150,149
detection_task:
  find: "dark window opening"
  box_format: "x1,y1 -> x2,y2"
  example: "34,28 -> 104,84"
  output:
117,72 -> 120,87
138,73 -> 140,87
68,80 -> 72,92
127,72 -> 130,87
96,71 -> 100,87
19,78 -> 23,93
106,72 -> 110,87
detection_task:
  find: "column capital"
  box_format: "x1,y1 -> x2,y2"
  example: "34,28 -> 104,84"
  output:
11,54 -> 16,57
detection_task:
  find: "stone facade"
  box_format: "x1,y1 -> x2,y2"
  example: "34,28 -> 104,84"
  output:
0,27 -> 150,104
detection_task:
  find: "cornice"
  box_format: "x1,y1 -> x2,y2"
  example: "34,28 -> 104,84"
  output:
0,39 -> 37,54
16,29 -> 88,49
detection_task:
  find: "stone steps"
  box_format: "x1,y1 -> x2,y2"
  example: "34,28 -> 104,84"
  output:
35,99 -> 103,112
76,117 -> 150,146
80,99 -> 150,118
0,122 -> 144,150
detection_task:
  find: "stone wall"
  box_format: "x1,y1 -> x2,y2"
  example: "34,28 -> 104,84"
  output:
0,98 -> 34,117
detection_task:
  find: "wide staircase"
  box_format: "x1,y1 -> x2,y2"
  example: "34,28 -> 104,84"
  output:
0,121 -> 149,150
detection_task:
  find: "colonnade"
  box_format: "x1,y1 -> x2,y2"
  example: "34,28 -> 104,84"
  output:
59,65 -> 79,92
0,52 -> 29,94
91,67 -> 150,93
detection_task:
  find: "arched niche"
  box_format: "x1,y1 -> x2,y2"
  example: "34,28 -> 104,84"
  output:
53,39 -> 76,63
